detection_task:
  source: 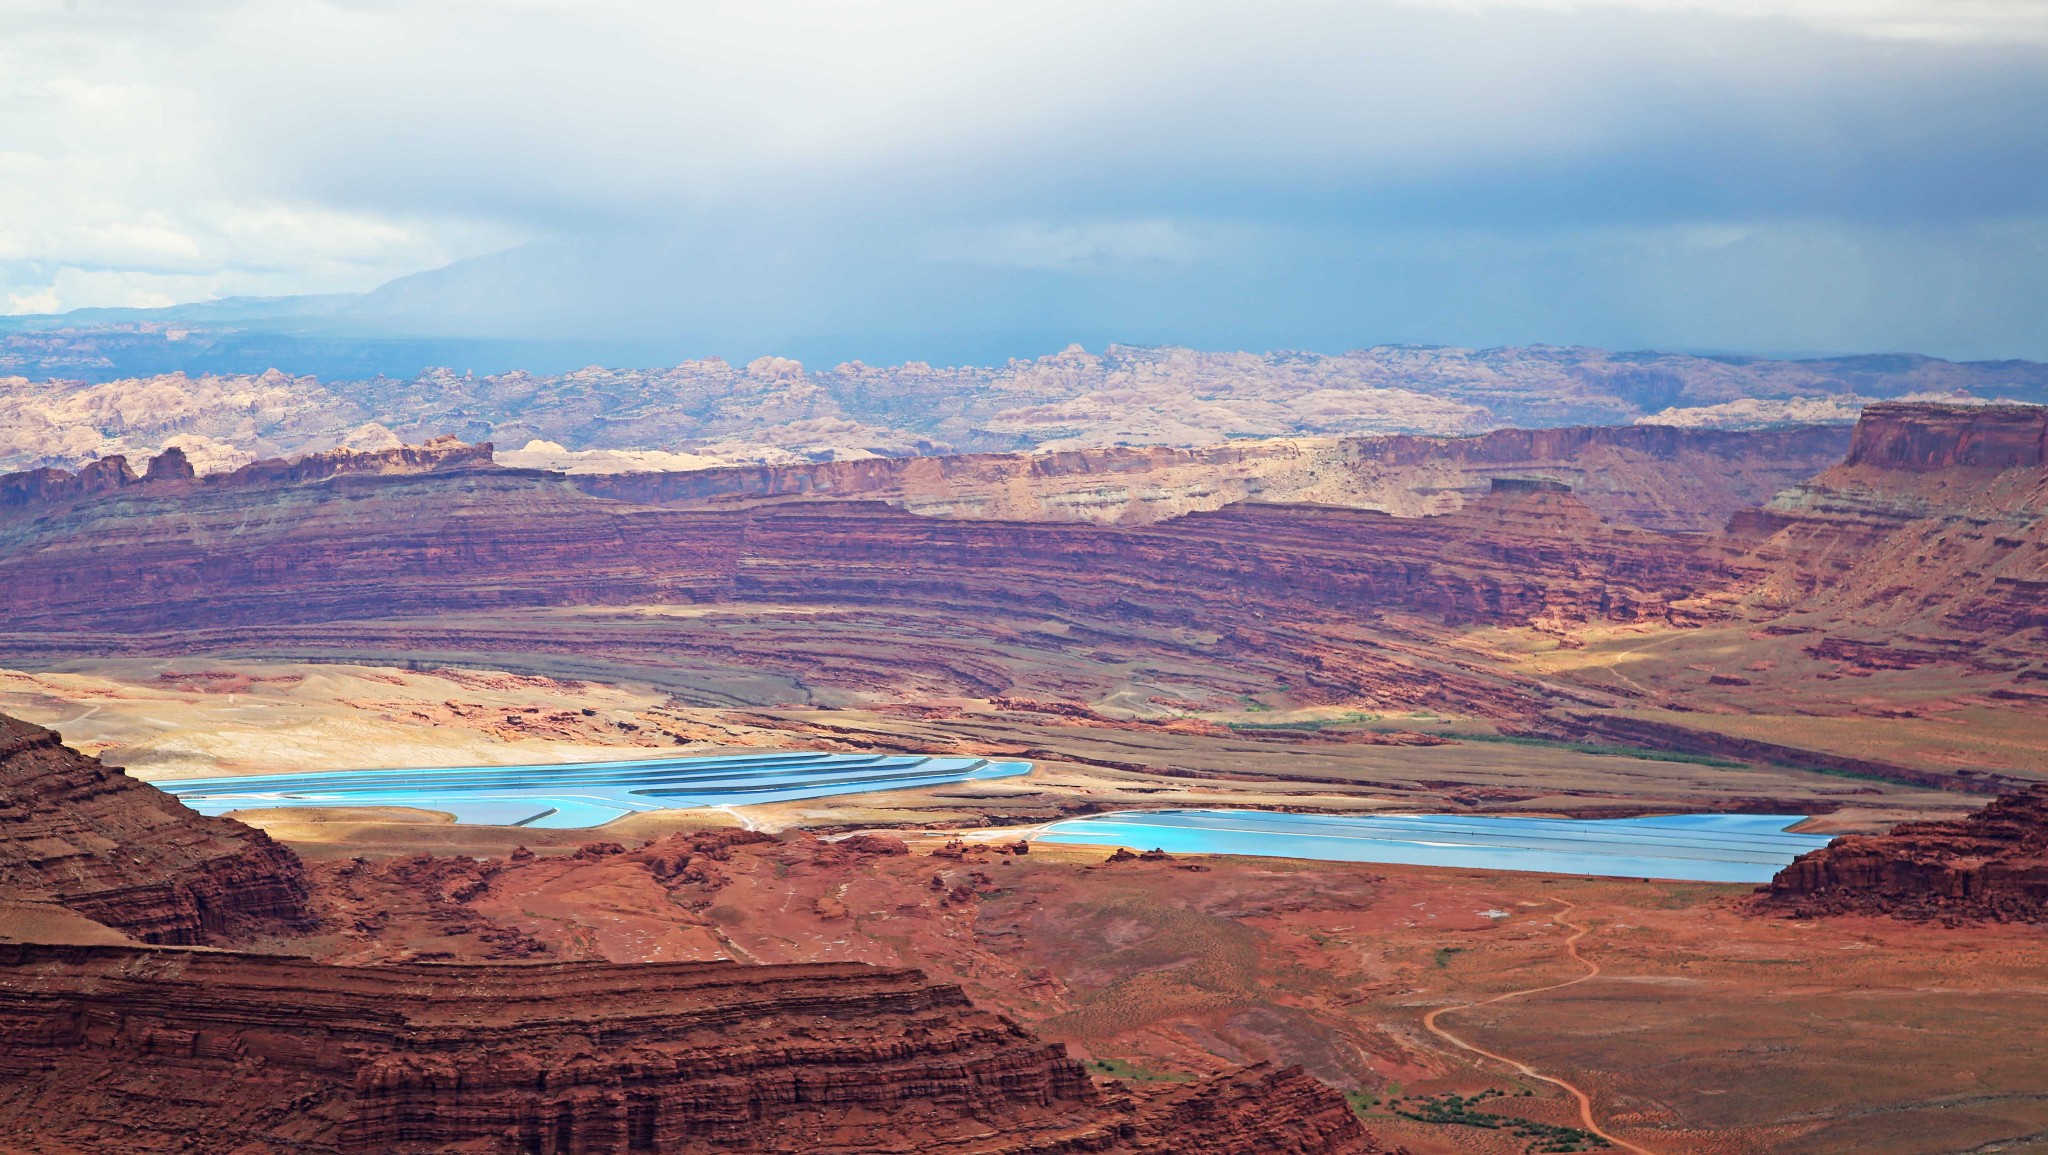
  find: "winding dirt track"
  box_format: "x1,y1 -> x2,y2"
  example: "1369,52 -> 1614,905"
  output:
1422,898 -> 1663,1155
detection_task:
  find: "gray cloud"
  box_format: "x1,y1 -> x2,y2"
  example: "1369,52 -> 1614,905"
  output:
2,0 -> 2044,357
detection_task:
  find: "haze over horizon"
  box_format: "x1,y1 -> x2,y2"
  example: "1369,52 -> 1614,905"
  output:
5,0 -> 2047,363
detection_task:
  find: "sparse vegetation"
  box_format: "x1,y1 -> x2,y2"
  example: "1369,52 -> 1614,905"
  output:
1452,732 -> 1747,768
1384,1089 -> 1611,1152
1226,711 -> 1379,733
1082,1058 -> 1194,1083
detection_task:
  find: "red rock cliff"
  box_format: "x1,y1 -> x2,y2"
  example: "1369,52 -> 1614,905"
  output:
572,422 -> 1850,532
0,437 -> 495,514
1762,786 -> 2048,922
1721,402 -> 2048,644
731,485 -> 1731,630
1842,402 -> 2048,471
0,942 -> 1392,1155
0,714 -> 313,944
0,457 -> 1732,638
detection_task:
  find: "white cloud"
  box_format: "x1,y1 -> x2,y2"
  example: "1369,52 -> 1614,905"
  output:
0,5 -> 518,312
6,286 -> 60,314
1391,0 -> 2048,43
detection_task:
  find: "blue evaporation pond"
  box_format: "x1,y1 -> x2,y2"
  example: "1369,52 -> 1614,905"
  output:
1032,809 -> 1833,883
156,752 -> 1032,829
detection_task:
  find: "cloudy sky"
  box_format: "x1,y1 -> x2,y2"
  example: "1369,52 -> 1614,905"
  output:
3,0 -> 2046,359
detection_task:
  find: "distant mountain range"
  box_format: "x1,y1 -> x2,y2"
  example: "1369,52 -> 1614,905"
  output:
4,340 -> 2045,477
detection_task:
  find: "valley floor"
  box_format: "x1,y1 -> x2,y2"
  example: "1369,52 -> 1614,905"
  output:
5,655 -> 2041,1155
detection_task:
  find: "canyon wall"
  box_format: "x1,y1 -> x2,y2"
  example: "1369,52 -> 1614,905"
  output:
1725,403 -> 2048,647
1841,402 -> 2048,471
0,448 -> 1735,638
729,482 -> 1734,630
0,942 -> 1385,1155
0,945 -> 1074,1155
1,421 -> 1849,533
573,423 -> 1852,531
0,713 -> 312,944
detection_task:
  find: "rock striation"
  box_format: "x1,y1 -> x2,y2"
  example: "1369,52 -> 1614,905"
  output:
0,713 -> 312,944
731,484 -> 1733,631
572,422 -> 1851,532
0,445 -> 1733,639
1840,402 -> 2048,471
0,942 -> 1391,1155
0,421 -> 1849,533
0,435 -> 491,513
1723,402 -> 2048,654
1762,786 -> 2048,922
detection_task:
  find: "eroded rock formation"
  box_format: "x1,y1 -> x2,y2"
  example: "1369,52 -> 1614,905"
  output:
0,713 -> 312,944
0,435 -> 492,513
0,444 -> 1733,639
1725,402 -> 2048,649
0,936 -> 1389,1155
5,341 -> 2039,473
732,482 -> 1733,631
1840,402 -> 2048,471
1763,786 -> 2048,922
0,945 -> 1088,1155
572,422 -> 1851,531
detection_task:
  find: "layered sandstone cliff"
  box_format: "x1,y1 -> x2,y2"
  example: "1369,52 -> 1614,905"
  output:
0,444 -> 1731,639
572,423 -> 1850,532
729,482 -> 1732,631
1762,786 -> 2048,922
1839,402 -> 2048,471
0,943 -> 1388,1155
0,421 -> 1849,534
0,714 -> 312,945
0,435 -> 492,513
0,944 -> 1078,1155
1724,403 -> 2048,649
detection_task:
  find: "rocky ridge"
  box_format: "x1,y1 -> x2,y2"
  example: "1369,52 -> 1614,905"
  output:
0,943 -> 1370,1155
571,422 -> 1851,532
1763,786 -> 2048,922
0,449 -> 1737,643
0,435 -> 491,512
0,422 -> 1848,534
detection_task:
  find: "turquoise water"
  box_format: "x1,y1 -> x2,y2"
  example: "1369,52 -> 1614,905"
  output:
157,752 -> 1032,829
1032,809 -> 1832,883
